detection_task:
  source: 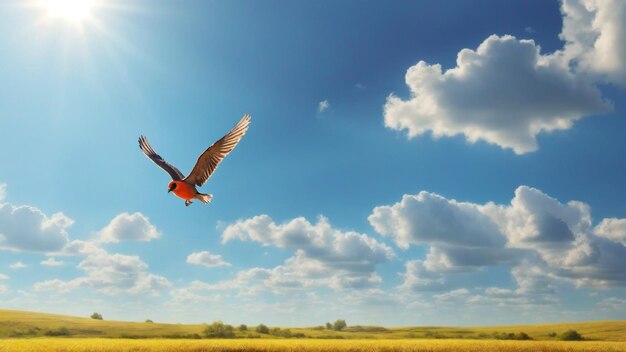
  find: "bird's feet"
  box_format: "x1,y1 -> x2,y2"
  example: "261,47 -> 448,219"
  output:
185,200 -> 192,207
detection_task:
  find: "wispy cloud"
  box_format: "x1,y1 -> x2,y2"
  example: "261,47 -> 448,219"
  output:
10,262 -> 28,270
186,251 -> 231,269
318,99 -> 330,112
41,257 -> 64,267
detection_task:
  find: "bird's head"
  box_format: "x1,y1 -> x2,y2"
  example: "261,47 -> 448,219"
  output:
168,181 -> 177,193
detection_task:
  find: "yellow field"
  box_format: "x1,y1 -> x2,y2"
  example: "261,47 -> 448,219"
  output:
1,338 -> 626,352
2,309 -> 626,341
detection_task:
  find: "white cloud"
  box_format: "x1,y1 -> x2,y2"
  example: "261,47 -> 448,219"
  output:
594,218 -> 626,245
434,288 -> 470,302
385,0 -> 626,154
10,261 -> 28,269
98,212 -> 160,243
598,297 -> 626,310
0,203 -> 73,253
384,34 -> 610,154
59,240 -> 107,257
369,191 -> 525,272
35,251 -> 170,295
223,215 -> 394,277
559,0 -> 626,86
318,100 -> 330,112
216,215 -> 394,294
186,251 -> 231,269
371,186 -> 626,291
0,285 -> 7,294
0,274 -> 8,280
0,183 -> 6,202
401,260 -> 445,291
41,257 -> 64,267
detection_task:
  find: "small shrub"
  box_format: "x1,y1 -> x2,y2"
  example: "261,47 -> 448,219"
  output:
560,329 -> 584,341
45,327 -> 71,336
145,319 -> 153,323
238,324 -> 247,331
90,312 -> 103,320
162,333 -> 202,339
344,326 -> 388,333
203,321 -> 235,338
491,332 -> 532,340
268,328 -> 305,338
548,332 -> 557,337
255,324 -> 270,334
119,333 -> 148,339
325,322 -> 332,330
9,327 -> 40,337
311,326 -> 325,330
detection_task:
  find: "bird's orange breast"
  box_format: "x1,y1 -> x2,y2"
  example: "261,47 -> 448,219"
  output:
172,181 -> 196,201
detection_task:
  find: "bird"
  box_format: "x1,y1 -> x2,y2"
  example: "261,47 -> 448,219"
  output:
139,114 -> 251,206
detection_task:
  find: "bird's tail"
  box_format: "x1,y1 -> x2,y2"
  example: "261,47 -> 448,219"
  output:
194,193 -> 213,204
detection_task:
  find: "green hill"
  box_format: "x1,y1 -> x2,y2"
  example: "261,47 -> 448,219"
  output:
0,309 -> 625,341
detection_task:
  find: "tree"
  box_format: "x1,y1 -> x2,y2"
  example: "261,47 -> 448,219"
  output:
90,312 -> 103,320
145,319 -> 154,323
203,321 -> 235,338
333,319 -> 347,331
256,324 -> 269,334
238,324 -> 248,331
325,322 -> 332,330
560,330 -> 583,341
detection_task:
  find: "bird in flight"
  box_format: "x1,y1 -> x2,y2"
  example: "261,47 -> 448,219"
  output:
139,114 -> 251,206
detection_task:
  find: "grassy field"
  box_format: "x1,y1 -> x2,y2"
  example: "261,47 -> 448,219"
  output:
1,308 -> 626,341
1,309 -> 626,351
2,338 -> 626,352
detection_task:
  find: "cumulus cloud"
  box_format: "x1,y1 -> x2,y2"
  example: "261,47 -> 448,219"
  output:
318,100 -> 330,112
594,218 -> 626,245
41,257 -> 64,267
385,0 -> 626,153
0,285 -> 7,294
34,251 -> 170,295
0,183 -> 6,202
559,0 -> 626,86
223,215 -> 394,276
401,260 -> 445,291
0,274 -> 8,280
384,35 -> 610,154
369,191 -> 525,272
186,251 -> 231,269
98,212 -> 160,243
218,215 -> 394,293
0,203 -> 73,253
371,186 -> 626,291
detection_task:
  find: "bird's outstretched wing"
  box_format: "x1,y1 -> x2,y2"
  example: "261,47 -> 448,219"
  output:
139,135 -> 185,181
184,114 -> 251,187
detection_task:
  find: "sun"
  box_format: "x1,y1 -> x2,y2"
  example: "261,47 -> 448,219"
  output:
41,0 -> 96,22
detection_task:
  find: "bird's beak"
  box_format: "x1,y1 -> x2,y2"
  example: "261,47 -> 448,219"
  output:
168,186 -> 174,193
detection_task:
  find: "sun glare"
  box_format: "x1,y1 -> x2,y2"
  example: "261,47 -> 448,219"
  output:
41,0 -> 96,22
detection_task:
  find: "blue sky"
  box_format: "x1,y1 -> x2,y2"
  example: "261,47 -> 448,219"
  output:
1,0 -> 626,326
